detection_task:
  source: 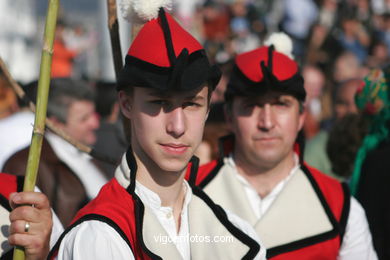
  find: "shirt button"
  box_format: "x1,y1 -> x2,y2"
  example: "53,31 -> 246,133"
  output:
166,212 -> 172,218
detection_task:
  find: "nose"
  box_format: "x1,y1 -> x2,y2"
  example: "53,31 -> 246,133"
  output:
89,112 -> 100,130
166,107 -> 186,138
258,104 -> 274,131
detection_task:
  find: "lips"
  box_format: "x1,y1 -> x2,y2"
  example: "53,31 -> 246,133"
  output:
160,143 -> 190,155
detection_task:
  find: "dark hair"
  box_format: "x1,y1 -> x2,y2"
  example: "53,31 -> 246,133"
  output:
95,81 -> 117,119
327,114 -> 369,178
224,91 -> 305,116
122,81 -> 214,106
47,78 -> 95,123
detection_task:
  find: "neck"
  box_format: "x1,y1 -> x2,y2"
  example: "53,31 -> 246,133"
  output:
133,152 -> 187,233
132,148 -> 187,207
234,151 -> 296,198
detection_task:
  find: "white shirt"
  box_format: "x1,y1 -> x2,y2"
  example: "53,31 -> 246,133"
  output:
57,179 -> 267,260
227,155 -> 378,260
0,111 -> 34,170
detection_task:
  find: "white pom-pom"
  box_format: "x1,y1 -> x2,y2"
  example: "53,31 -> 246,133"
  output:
264,32 -> 294,59
120,0 -> 173,22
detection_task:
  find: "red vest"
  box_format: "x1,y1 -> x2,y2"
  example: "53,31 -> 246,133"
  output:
0,173 -> 23,211
49,178 -> 155,259
49,176 -> 261,259
187,136 -> 350,259
0,173 -> 24,259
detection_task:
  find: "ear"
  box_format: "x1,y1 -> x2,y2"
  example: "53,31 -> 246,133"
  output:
49,116 -> 64,127
118,90 -> 133,119
224,103 -> 233,131
205,106 -> 210,122
297,107 -> 307,131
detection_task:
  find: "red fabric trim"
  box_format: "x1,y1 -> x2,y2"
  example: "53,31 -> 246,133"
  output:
235,47 -> 298,82
192,159 -> 219,186
0,173 -> 18,199
71,179 -> 151,259
128,12 -> 202,67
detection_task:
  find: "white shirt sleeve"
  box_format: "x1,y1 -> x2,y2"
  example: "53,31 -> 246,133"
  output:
49,209 -> 64,249
56,220 -> 134,260
225,210 -> 267,260
338,197 -> 378,260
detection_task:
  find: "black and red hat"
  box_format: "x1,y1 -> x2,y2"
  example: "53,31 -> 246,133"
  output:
225,43 -> 306,102
117,3 -> 221,92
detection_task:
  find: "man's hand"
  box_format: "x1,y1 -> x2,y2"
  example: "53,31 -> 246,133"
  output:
8,192 -> 53,260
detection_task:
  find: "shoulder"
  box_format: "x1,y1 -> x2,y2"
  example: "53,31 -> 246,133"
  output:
57,220 -> 134,260
303,164 -> 350,222
192,159 -> 224,186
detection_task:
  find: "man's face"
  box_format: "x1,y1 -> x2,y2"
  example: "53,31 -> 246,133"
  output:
62,100 -> 99,146
119,86 -> 209,173
227,92 -> 305,171
334,81 -> 359,119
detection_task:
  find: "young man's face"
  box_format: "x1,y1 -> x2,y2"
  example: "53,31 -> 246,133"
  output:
119,86 -> 209,173
227,91 -> 305,171
61,100 -> 99,146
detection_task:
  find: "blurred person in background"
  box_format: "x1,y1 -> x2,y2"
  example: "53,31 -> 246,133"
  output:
305,78 -> 362,178
337,15 -> 370,64
93,81 -> 128,176
51,21 -> 78,78
267,0 -> 318,59
301,65 -> 331,139
0,76 -> 35,170
3,78 -> 110,226
354,67 -> 390,259
332,51 -> 367,84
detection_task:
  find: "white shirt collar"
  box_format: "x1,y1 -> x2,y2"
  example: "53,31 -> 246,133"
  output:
115,154 -> 192,214
226,152 -> 300,191
227,153 -> 300,219
135,180 -> 192,215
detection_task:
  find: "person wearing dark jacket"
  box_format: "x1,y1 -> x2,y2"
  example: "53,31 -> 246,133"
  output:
350,67 -> 390,259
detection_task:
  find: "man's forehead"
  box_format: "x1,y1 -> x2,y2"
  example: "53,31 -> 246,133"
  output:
238,91 -> 297,102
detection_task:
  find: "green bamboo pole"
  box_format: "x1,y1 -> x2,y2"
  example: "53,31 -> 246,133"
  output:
13,0 -> 60,259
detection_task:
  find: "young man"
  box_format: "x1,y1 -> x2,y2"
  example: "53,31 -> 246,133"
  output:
193,46 -> 377,259
49,7 -> 265,260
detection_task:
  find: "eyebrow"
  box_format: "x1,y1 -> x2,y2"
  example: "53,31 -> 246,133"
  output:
147,90 -> 205,101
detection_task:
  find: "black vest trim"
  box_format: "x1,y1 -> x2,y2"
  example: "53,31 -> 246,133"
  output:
0,248 -> 13,260
132,194 -> 163,260
48,214 -> 135,259
0,194 -> 11,212
190,186 -> 261,259
266,165 -> 343,258
198,135 -> 234,188
16,176 -> 24,193
339,182 -> 351,246
198,159 -> 224,189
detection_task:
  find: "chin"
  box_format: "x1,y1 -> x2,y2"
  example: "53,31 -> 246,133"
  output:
158,159 -> 189,173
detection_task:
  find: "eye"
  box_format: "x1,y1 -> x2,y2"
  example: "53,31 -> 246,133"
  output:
275,101 -> 288,106
149,99 -> 168,106
183,101 -> 201,108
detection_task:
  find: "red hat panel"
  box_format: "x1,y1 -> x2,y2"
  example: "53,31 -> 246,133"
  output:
128,13 -> 203,67
235,47 -> 298,82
